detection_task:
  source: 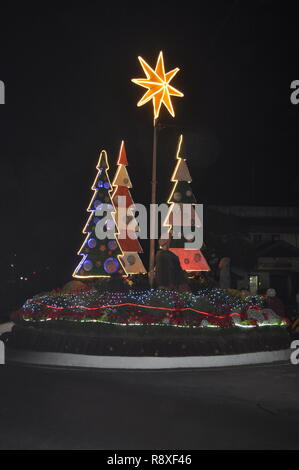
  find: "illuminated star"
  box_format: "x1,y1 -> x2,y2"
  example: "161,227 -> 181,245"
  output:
131,51 -> 184,119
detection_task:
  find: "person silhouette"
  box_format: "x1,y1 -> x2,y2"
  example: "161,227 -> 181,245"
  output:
155,234 -> 189,291
265,288 -> 285,317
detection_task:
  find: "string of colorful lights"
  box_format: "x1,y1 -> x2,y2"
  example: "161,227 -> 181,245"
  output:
13,288 -> 287,329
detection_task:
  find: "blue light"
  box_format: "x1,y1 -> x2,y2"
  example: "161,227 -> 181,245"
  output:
104,257 -> 119,274
94,200 -> 101,209
83,260 -> 93,272
88,238 -> 97,249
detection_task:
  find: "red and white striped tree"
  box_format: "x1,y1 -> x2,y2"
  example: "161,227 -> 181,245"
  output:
112,141 -> 147,275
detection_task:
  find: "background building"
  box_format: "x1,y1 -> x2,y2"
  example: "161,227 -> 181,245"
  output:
206,205 -> 299,303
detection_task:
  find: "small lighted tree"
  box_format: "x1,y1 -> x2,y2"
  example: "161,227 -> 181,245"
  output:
163,135 -> 210,272
73,150 -> 126,278
112,141 -> 147,274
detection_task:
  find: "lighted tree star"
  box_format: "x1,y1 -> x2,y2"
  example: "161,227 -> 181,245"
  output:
131,51 -> 184,119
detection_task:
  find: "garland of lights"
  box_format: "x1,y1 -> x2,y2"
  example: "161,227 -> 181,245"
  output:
13,288 -> 288,329
22,288 -> 265,312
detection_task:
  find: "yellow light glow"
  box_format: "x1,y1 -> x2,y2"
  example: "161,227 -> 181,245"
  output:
73,150 -> 127,279
167,134 -> 191,204
162,135 -> 208,272
131,51 -> 183,119
163,135 -> 184,245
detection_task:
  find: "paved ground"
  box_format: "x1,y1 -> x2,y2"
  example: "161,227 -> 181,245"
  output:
0,362 -> 298,449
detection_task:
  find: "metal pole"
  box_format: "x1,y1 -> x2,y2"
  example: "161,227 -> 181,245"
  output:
149,118 -> 158,287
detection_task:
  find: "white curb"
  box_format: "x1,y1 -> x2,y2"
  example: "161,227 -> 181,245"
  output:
5,348 -> 290,369
0,322 -> 14,335
0,340 -> 4,365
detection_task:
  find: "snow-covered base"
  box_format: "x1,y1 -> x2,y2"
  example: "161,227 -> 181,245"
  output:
5,348 -> 290,369
231,308 -> 286,328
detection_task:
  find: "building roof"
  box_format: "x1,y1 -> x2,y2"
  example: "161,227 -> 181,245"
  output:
208,205 -> 299,218
207,205 -> 299,234
257,240 -> 299,258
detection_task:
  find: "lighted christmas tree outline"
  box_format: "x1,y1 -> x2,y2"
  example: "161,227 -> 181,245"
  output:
111,141 -> 147,274
162,135 -> 210,272
73,150 -> 126,278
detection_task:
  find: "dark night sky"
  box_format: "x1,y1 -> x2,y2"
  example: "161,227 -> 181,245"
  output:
0,1 -> 298,282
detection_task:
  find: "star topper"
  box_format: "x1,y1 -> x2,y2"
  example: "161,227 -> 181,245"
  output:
131,51 -> 184,120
